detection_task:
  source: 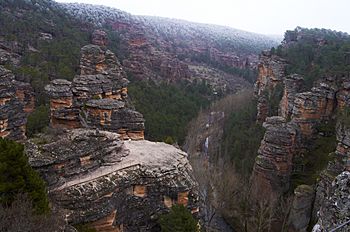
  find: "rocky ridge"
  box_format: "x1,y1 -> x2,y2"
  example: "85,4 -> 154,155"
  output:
0,65 -> 34,141
27,30 -> 199,231
58,2 -> 279,93
252,39 -> 350,230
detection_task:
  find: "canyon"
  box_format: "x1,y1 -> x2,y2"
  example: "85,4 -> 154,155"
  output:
251,30 -> 350,231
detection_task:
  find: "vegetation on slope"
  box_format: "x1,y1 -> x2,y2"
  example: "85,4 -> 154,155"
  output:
290,121 -> 337,189
272,27 -> 350,89
129,80 -> 212,144
221,96 -> 265,175
0,138 -> 49,214
158,205 -> 199,232
0,0 -> 91,105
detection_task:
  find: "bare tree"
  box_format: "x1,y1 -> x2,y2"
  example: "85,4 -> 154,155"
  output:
0,194 -> 66,232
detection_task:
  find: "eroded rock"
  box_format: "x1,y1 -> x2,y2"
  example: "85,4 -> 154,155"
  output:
254,51 -> 286,123
27,130 -> 199,231
312,171 -> 350,232
0,66 -> 34,141
251,116 -> 299,198
46,31 -> 144,138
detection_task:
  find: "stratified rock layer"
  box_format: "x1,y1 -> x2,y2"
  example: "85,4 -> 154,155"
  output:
0,66 -> 34,141
46,30 -> 145,140
37,30 -> 198,231
251,116 -> 299,197
254,51 -> 286,122
279,74 -> 304,119
27,129 -> 198,231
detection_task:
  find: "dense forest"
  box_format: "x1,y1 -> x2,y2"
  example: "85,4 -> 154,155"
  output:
272,27 -> 350,88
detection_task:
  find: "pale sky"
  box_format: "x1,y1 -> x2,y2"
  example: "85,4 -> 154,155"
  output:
56,0 -> 349,35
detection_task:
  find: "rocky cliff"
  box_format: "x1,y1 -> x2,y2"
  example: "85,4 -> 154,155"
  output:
45,30 -> 145,140
251,30 -> 350,230
27,129 -> 198,231
27,30 -> 199,231
0,66 -> 34,141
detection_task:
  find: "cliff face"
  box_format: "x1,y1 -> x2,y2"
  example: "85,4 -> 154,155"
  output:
254,51 -> 287,122
45,30 -> 145,140
252,43 -> 350,230
0,66 -> 34,141
252,55 -> 341,199
29,30 -> 199,231
251,116 -> 299,198
27,129 -> 198,231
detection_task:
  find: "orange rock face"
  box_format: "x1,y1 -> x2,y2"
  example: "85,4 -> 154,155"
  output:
254,51 -> 286,123
46,34 -> 145,140
177,191 -> 189,206
251,116 -> 298,198
50,98 -> 73,110
90,210 -> 121,232
133,185 -> 147,197
0,66 -> 34,141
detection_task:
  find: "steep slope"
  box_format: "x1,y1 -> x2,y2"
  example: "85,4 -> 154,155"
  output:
59,2 -> 279,92
251,27 -> 350,231
0,0 -> 278,143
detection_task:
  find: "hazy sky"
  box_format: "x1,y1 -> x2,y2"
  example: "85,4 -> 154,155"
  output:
56,0 -> 349,35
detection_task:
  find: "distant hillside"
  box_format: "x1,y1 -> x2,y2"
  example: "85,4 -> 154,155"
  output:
60,2 -> 279,92
0,0 -> 279,143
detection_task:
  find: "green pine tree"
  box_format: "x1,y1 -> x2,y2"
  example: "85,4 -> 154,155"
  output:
158,205 -> 198,232
0,138 -> 49,214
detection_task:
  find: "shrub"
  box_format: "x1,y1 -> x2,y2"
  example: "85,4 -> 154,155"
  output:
158,205 -> 198,232
0,138 -> 49,214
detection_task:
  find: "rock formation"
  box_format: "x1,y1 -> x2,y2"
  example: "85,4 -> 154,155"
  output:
0,66 -> 34,141
46,30 -> 145,140
312,171 -> 350,232
287,185 -> 315,232
29,30 -> 199,231
251,116 -> 299,197
279,74 -> 304,119
252,43 -> 350,230
292,83 -> 336,138
27,129 -> 198,231
254,51 -> 287,122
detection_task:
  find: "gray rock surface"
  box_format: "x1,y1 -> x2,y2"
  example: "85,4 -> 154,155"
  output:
27,130 -> 199,231
312,172 -> 350,232
288,185 -> 315,232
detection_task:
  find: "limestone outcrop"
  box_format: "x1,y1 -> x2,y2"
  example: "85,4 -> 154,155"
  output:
254,51 -> 286,122
46,30 -> 145,140
33,30 -> 199,231
312,171 -> 350,232
27,129 -> 199,231
251,116 -> 299,197
0,66 -> 34,141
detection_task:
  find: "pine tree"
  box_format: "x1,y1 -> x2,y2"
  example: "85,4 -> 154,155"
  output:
0,138 -> 49,214
158,205 -> 198,232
